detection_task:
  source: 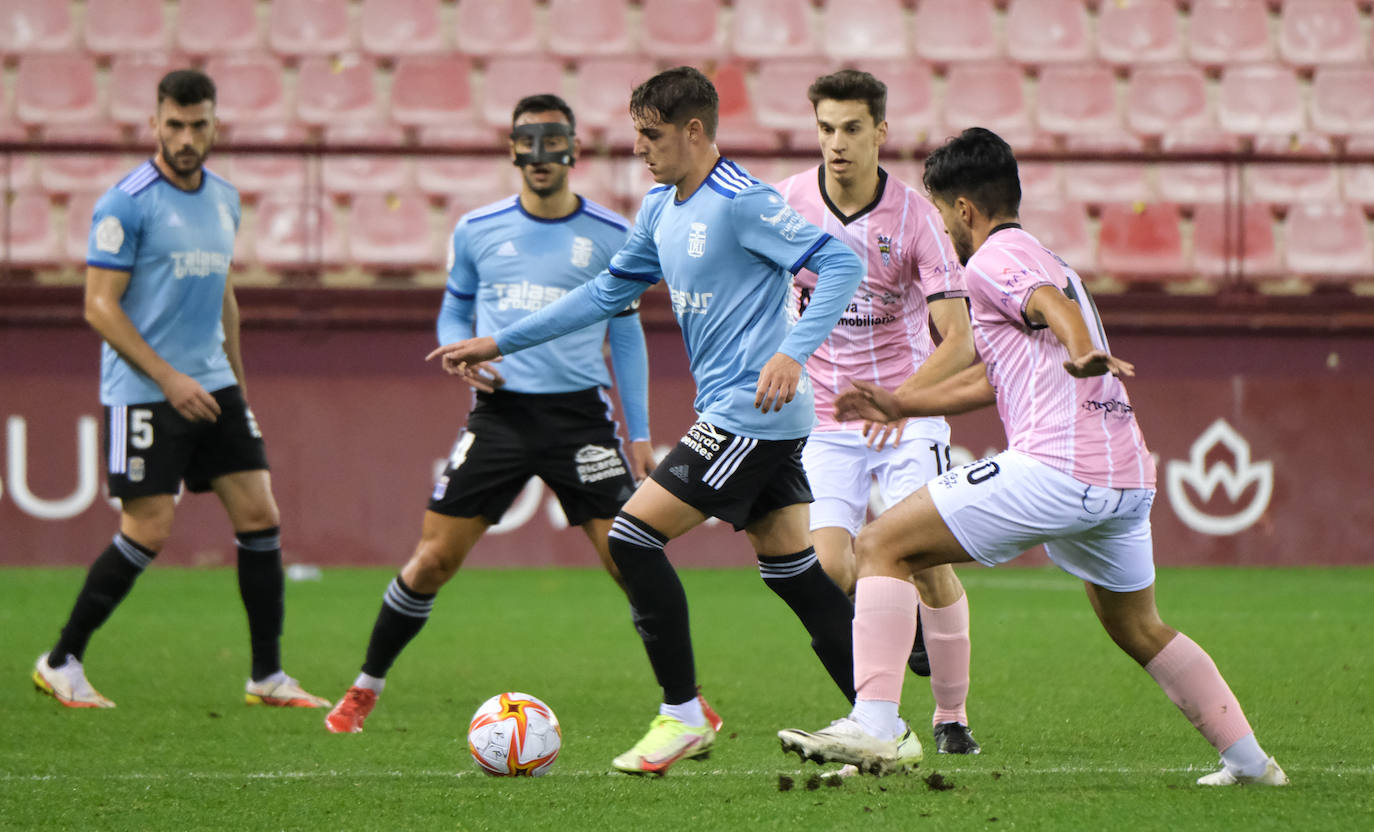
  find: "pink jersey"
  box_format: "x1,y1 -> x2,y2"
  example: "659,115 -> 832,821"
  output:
776,166 -> 966,433
965,225 -> 1156,488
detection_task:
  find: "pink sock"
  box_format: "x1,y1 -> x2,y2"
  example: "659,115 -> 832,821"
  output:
921,593 -> 971,727
853,576 -> 918,704
1144,633 -> 1254,752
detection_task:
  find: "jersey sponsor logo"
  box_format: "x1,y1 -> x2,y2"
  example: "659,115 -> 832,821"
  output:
492,281 -> 568,312
1081,398 -> 1134,416
218,202 -> 235,233
681,422 -> 725,460
570,236 -> 594,268
687,222 -> 708,258
95,216 -> 125,253
497,240 -> 519,257
670,289 -> 712,317
1166,418 -> 1272,536
877,233 -> 892,266
759,195 -> 806,241
574,444 -> 628,483
169,249 -> 232,279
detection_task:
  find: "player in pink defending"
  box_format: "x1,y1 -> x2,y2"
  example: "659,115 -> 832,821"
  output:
775,70 -> 980,757
779,128 -> 1287,787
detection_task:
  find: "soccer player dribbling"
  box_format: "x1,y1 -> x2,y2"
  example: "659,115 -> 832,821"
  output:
778,127 -> 1287,787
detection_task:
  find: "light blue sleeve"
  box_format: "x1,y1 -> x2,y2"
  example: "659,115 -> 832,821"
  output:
86,188 -> 143,271
437,221 -> 478,345
494,270 -> 650,356
606,196 -> 664,284
606,301 -> 650,441
777,235 -> 865,365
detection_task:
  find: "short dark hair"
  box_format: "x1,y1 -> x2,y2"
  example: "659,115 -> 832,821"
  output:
512,93 -> 576,131
807,69 -> 886,125
156,69 -> 216,108
629,66 -> 718,139
922,127 -> 1022,218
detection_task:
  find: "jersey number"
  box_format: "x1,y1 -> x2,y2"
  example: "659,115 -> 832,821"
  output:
929,443 -> 952,475
965,460 -> 1000,484
130,409 -> 155,450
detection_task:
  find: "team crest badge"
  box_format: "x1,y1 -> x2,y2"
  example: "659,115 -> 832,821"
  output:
876,233 -> 892,266
688,222 -> 707,258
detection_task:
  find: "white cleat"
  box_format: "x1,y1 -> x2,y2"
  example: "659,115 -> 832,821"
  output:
32,653 -> 115,709
1197,756 -> 1289,786
779,717 -> 921,776
245,673 -> 331,708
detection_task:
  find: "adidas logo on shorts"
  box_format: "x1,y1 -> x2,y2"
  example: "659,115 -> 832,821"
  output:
670,464 -> 690,482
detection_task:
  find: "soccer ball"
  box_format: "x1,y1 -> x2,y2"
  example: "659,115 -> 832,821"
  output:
467,692 -> 562,777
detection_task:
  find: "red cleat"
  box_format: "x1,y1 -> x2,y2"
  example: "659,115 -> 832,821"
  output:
324,686 -> 378,733
697,687 -> 724,733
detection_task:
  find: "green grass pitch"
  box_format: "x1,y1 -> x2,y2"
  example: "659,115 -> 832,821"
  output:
2,564 -> 1371,831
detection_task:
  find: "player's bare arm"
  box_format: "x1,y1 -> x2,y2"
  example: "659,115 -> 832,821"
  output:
754,352 -> 803,413
85,265 -> 221,422
426,335 -> 502,378
839,362 -> 995,424
1025,285 -> 1135,379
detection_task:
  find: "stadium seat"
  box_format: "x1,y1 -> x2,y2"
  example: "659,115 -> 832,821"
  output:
847,60 -> 936,150
349,192 -> 437,270
941,63 -> 1031,146
454,0 -> 540,57
912,0 -> 999,65
641,0 -> 723,61
730,0 -> 818,59
220,122 -> 310,197
37,125 -> 132,196
0,122 -> 36,191
616,156 -> 658,205
0,0 -> 72,54
572,157 -> 624,213
572,57 -> 658,144
1277,0 -> 1365,67
481,56 -> 565,130
1125,64 -> 1211,137
1019,159 -> 1061,203
547,0 -> 634,58
176,0 -> 261,55
253,194 -> 346,269
1247,134 -> 1340,204
1311,67 -> 1374,136
108,55 -> 177,127
268,0 -> 354,57
1218,65 -> 1304,135
1156,130 -> 1243,204
1035,64 -> 1120,136
1188,0 -> 1273,66
390,55 -> 477,129
754,59 -> 836,137
1018,201 -> 1093,273
204,55 -> 289,126
1096,0 -> 1182,65
15,54 -> 99,127
1062,133 -> 1154,204
1342,136 -> 1374,206
710,61 -> 783,152
360,0 -> 443,57
1285,202 -> 1373,278
85,0 -> 167,55
821,0 -> 910,61
1005,0 -> 1091,65
64,190 -> 101,265
296,56 -> 380,125
415,154 -> 518,204
321,123 -> 412,196
1192,202 -> 1279,279
1097,203 -> 1188,279
2,191 -> 59,268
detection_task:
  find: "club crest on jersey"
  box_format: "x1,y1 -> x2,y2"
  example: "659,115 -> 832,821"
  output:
570,235 -> 593,268
877,234 -> 892,266
687,222 -> 708,258
95,216 -> 124,253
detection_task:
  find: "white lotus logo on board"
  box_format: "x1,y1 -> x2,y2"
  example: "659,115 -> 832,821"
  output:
1166,418 -> 1273,536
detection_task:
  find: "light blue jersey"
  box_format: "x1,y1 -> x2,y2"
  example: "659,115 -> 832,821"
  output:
439,195 -> 650,440
87,161 -> 241,406
496,158 -> 865,440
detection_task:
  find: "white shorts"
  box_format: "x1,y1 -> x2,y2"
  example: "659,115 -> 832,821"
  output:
927,449 -> 1157,593
802,424 -> 952,537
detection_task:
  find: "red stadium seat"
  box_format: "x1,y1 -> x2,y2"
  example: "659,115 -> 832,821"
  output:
1285,203 -> 1373,279
85,0 -> 166,55
0,122 -> 36,191
1277,0 -> 1365,67
1125,64 -> 1211,137
572,157 -> 624,213
1188,0 -> 1273,66
1097,203 -> 1188,279
252,194 -> 345,269
176,0 -> 261,55
360,0 -> 443,57
1192,203 -> 1279,279
349,192 -> 437,270
296,56 -> 379,125
942,63 -> 1031,146
1247,134 -> 1340,204
1218,65 -> 1304,136
1097,0 -> 1182,65
1342,135 -> 1374,207
1018,201 -> 1093,273
321,123 -> 412,196
1157,130 -> 1243,204
64,190 -> 101,265
204,55 -> 289,126
754,58 -> 836,135
390,55 -> 476,128
1019,159 -> 1061,203
730,0 -> 817,59
220,123 -> 310,197
1005,0 -> 1091,65
821,0 -> 910,61
37,125 -> 132,196
1311,66 -> 1374,136
912,0 -> 999,65
415,154 -> 518,203
2,192 -> 59,268
572,57 -> 658,145
268,0 -> 354,57
848,60 -> 936,149
1035,64 -> 1120,136
481,56 -> 564,129
108,55 -> 178,127
547,0 -> 634,58
711,61 -> 783,152
454,0 -> 540,57
641,0 -> 724,61
1062,133 -> 1154,204
15,54 -> 99,127
0,0 -> 72,54
617,156 -> 658,205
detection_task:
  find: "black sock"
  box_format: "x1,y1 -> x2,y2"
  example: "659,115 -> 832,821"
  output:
360,575 -> 436,679
236,527 -> 285,682
758,547 -> 856,703
50,533 -> 155,666
608,513 -> 696,705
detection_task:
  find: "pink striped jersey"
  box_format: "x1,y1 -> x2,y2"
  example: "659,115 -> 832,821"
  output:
775,165 -> 967,433
965,224 -> 1156,488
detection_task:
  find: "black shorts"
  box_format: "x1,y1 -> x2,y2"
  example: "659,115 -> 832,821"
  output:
649,421 -> 812,531
104,385 -> 269,499
427,387 -> 637,526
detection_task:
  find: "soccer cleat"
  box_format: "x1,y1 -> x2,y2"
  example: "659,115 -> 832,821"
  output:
778,717 -> 922,776
697,688 -> 724,733
324,686 -> 378,733
611,714 -> 715,776
1196,757 -> 1289,787
32,653 -> 115,709
934,721 -> 981,755
244,674 -> 331,708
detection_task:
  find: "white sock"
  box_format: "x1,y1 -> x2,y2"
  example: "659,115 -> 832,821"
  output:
660,698 -> 706,728
1219,732 -> 1268,777
850,699 -> 902,741
258,669 -> 290,686
353,672 -> 386,694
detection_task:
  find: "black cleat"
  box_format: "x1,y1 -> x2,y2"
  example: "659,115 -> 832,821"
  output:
907,608 -> 931,677
933,722 -> 981,755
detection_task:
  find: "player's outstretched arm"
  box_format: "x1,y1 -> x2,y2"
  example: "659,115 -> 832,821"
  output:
1025,285 -> 1135,378
840,362 -> 996,423
426,336 -> 501,377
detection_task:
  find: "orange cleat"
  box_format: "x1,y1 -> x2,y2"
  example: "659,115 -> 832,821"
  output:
324,686 -> 378,733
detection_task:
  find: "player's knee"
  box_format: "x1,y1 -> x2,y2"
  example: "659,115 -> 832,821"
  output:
911,564 -> 963,607
607,512 -> 667,571
407,538 -> 465,589
852,526 -> 896,573
1102,614 -> 1175,665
